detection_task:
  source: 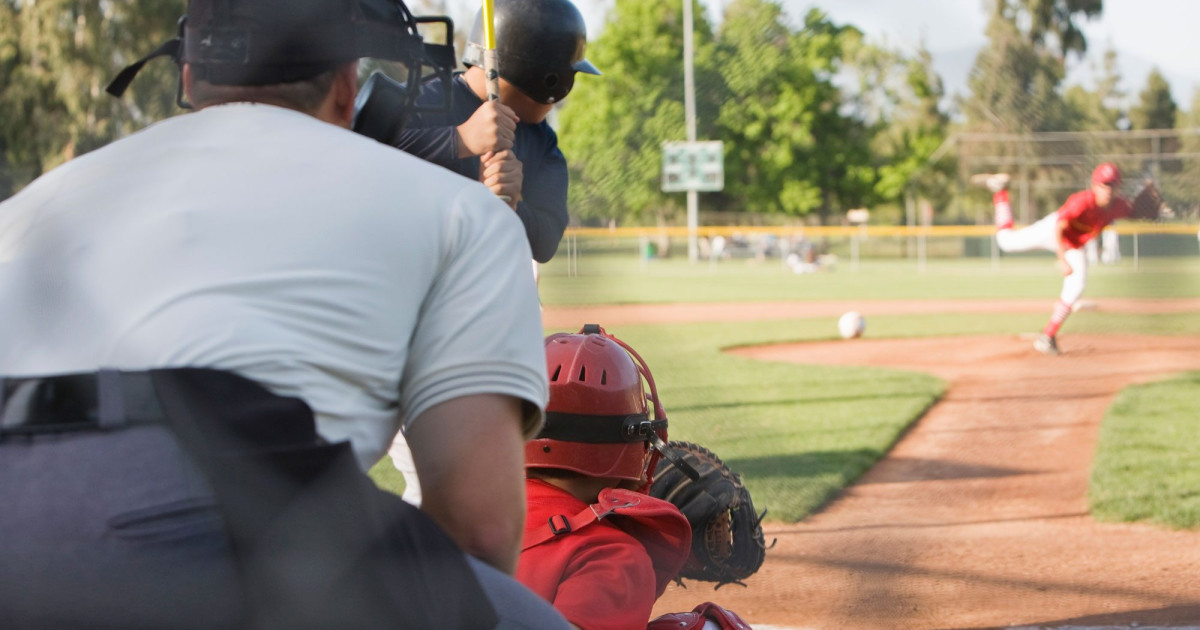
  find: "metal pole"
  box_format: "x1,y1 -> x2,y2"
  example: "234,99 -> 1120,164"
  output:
1152,135 -> 1161,180
905,189 -> 915,258
1019,168 -> 1030,225
918,230 -> 927,273
991,233 -> 998,270
683,0 -> 699,263
569,234 -> 577,277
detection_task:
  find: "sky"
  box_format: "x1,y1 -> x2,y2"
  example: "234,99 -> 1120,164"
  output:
566,0 -> 1200,110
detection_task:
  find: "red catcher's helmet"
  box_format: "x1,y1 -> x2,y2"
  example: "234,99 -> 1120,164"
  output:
526,324 -> 668,483
1092,162 -> 1121,188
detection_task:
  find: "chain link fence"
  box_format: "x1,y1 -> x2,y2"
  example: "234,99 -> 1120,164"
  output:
946,128 -> 1200,226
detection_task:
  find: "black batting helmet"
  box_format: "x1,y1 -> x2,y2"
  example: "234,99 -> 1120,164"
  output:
462,0 -> 600,104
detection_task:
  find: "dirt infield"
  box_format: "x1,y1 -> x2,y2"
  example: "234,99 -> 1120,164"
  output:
545,299 -> 1200,629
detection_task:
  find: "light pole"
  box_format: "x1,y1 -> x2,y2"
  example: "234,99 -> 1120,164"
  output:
683,0 -> 699,262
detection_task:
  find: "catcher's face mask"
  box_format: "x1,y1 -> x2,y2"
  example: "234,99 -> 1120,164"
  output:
528,325 -> 698,486
105,0 -> 455,133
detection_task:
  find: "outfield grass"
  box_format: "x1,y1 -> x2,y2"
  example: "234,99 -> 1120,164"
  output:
539,254 -> 1200,304
1090,371 -> 1200,529
372,254 -> 1200,527
602,312 -> 1200,523
605,319 -> 945,522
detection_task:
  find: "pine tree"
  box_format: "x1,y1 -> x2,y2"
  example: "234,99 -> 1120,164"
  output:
1129,68 -> 1177,131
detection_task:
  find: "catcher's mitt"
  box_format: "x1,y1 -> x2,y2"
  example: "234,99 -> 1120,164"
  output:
1129,181 -> 1164,220
649,441 -> 770,587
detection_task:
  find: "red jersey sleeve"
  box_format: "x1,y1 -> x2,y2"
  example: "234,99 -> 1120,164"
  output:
1108,196 -> 1133,221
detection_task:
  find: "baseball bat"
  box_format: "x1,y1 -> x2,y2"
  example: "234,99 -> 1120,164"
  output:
480,0 -> 510,202
481,0 -> 501,102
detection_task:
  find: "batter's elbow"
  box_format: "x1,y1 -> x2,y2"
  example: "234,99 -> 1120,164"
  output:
531,241 -> 560,264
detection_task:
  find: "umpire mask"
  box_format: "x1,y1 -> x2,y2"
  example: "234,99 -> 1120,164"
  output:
106,0 -> 455,120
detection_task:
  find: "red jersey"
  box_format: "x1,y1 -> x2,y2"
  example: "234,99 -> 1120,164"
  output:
1056,189 -> 1131,249
517,479 -> 691,630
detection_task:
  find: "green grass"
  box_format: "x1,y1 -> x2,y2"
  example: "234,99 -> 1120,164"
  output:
369,457 -> 406,495
601,313 -> 1200,523
540,254 -> 1200,304
372,253 -> 1200,528
1090,371 -> 1200,529
609,319 -> 944,522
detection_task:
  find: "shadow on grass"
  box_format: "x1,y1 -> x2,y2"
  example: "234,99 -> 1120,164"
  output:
723,449 -> 880,519
724,449 -> 879,483
727,451 -> 1035,489
726,449 -> 1040,522
669,390 -> 934,414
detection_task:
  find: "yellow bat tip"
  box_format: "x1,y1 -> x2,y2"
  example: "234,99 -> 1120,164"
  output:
481,0 -> 498,50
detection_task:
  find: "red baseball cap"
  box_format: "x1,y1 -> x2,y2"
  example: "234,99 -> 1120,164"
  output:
1092,162 -> 1121,187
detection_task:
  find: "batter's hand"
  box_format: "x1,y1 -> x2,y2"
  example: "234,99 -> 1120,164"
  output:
456,101 -> 518,158
480,150 -> 523,207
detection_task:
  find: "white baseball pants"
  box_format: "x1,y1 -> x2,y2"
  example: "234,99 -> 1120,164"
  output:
996,213 -> 1088,305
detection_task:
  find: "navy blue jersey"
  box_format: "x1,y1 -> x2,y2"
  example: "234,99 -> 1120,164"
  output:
393,74 -> 568,263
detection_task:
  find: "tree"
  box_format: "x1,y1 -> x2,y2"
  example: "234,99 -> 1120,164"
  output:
1129,68 -> 1177,131
961,8 -> 1063,133
1062,46 -> 1124,131
785,11 -> 875,223
961,0 -> 1103,133
556,0 -> 720,225
559,0 -> 926,226
852,42 -> 953,214
1157,88 -> 1200,220
712,2 -> 854,219
958,0 -> 1106,218
1020,0 -> 1102,59
0,0 -> 181,194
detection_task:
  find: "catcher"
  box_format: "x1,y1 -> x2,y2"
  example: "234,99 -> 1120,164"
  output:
972,164 -> 1164,355
519,325 -> 762,630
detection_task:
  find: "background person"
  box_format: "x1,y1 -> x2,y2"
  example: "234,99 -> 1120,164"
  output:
381,0 -> 600,505
519,326 -> 692,629
0,0 -> 568,627
518,325 -> 755,630
973,163 -> 1133,355
384,0 -> 596,262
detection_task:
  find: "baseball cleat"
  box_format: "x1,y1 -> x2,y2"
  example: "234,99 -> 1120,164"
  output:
1033,334 -> 1060,356
970,173 -> 1010,192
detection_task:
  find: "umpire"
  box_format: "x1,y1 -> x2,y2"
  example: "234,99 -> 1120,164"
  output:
0,0 -> 568,628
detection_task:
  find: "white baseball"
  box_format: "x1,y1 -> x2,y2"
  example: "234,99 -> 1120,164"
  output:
838,311 -> 865,339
